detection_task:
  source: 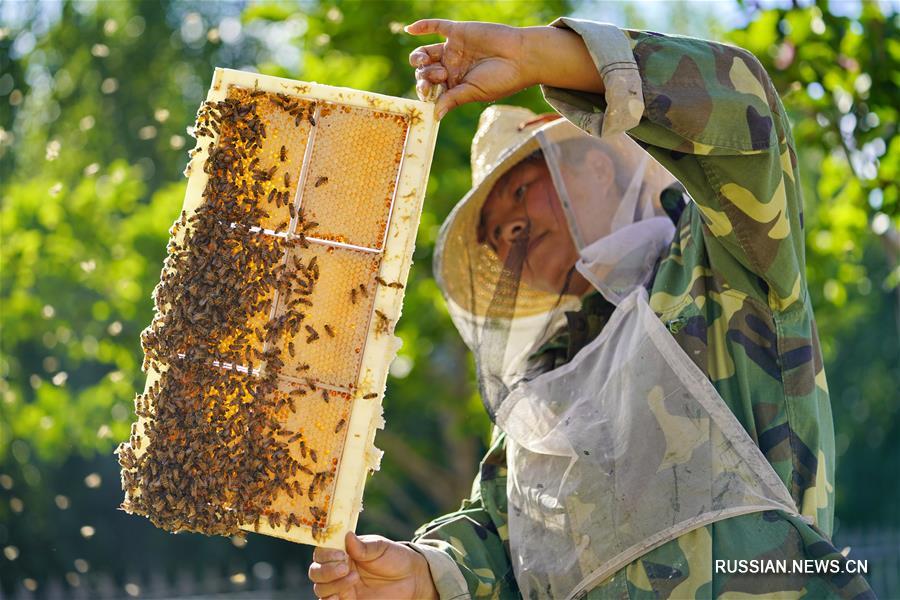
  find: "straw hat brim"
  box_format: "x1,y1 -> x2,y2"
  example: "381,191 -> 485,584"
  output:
435,119 -> 574,320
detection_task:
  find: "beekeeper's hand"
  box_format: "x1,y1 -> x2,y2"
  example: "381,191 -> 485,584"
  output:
406,19 -> 604,119
308,531 -> 438,600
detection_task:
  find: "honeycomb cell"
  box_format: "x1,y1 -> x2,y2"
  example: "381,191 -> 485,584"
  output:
258,379 -> 352,529
221,87 -> 315,233
272,242 -> 381,387
298,103 -> 409,249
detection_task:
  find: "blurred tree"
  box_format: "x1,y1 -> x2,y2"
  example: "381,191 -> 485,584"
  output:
0,0 -> 896,595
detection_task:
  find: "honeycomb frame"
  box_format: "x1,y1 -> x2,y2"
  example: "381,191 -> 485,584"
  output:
129,68 -> 438,549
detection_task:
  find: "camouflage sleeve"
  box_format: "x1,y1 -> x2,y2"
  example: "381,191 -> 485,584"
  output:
410,432 -> 519,599
403,541 -> 472,599
542,18 -> 807,312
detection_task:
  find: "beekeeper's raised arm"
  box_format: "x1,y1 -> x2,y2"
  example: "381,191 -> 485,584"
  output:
409,17 -> 805,307
407,19 -> 606,119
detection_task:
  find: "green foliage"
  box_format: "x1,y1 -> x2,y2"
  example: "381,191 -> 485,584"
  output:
0,0 -> 897,593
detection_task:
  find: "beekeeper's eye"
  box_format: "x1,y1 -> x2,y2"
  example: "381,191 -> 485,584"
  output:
514,184 -> 528,202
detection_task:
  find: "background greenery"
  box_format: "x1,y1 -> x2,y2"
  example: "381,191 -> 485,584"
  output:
1,0 -> 897,596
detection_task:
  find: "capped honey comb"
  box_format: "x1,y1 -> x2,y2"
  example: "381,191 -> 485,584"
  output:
117,68 -> 438,548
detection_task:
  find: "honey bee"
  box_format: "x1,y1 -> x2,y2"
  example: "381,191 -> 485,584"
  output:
375,310 -> 391,334
362,392 -> 377,399
314,176 -> 328,188
323,324 -> 334,338
334,419 -> 346,433
279,145 -> 286,162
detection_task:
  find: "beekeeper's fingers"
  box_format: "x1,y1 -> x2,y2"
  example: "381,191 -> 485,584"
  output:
405,19 -> 455,38
312,547 -> 347,564
416,63 -> 448,84
309,559 -> 352,583
409,43 -> 444,68
415,78 -> 433,102
312,571 -> 360,598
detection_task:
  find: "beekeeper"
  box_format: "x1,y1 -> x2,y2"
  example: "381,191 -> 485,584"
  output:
308,18 -> 874,600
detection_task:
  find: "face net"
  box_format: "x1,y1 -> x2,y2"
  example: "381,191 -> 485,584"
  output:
436,123 -> 677,419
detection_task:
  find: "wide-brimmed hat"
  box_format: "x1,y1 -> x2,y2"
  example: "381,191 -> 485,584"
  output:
434,105 -> 584,320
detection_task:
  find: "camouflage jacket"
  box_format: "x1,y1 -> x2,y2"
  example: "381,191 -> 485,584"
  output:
411,19 -> 874,600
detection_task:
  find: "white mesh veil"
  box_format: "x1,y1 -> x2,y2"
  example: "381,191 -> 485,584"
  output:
433,118 -> 801,599
434,122 -> 679,415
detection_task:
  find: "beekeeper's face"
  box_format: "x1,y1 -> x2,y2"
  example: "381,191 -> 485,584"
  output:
479,156 -> 591,296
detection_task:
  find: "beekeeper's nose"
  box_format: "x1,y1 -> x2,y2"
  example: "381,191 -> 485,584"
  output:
498,218 -> 530,246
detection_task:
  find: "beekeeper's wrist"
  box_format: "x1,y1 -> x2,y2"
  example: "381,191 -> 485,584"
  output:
404,541 -> 470,600
520,26 -> 605,95
412,547 -> 441,600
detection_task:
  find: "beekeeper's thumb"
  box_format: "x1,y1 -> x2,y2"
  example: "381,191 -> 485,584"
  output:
345,531 -> 390,563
